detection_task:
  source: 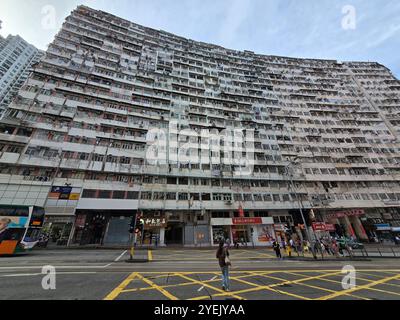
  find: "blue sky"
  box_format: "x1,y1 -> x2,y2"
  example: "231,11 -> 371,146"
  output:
0,0 -> 399,78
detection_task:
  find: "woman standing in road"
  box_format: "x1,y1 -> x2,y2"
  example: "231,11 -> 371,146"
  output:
216,240 -> 231,291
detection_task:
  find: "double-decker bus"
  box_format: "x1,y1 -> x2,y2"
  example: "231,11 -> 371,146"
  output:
0,205 -> 45,255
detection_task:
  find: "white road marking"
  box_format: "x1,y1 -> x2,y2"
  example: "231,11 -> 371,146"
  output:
114,250 -> 127,262
2,271 -> 97,277
0,264 -> 110,270
198,275 -> 218,291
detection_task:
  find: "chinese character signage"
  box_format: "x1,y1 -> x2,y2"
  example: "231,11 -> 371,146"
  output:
143,213 -> 167,228
232,217 -> 262,225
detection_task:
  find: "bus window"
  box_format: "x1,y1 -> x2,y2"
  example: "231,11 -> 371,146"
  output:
0,208 -> 16,216
30,207 -> 45,227
15,207 -> 30,217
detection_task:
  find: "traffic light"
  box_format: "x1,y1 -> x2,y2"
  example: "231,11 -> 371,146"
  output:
129,216 -> 136,234
135,216 -> 144,234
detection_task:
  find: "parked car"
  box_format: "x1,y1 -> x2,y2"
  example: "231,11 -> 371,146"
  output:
337,238 -> 364,250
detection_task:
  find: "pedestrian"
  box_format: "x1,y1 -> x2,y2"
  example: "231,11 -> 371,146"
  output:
289,238 -> 297,256
216,240 -> 231,291
331,240 -> 339,258
296,239 -> 303,256
303,240 -> 310,253
272,240 -> 282,259
286,243 -> 292,257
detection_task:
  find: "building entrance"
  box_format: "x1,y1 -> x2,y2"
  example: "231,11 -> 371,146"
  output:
165,223 -> 183,245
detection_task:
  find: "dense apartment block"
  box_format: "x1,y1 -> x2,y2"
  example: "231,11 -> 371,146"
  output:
0,34 -> 43,117
0,5 -> 400,247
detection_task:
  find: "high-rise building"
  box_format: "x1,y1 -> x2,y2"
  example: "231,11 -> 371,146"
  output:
0,34 -> 44,117
1,6 -> 400,247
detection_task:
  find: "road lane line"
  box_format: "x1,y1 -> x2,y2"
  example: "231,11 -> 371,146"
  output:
2,272 -> 97,277
198,275 -> 218,292
0,265 -> 110,270
135,273 -> 178,300
104,272 -> 138,300
114,250 -> 127,262
176,273 -> 245,300
317,273 -> 400,300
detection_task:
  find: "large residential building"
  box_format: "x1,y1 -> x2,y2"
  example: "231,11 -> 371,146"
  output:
0,34 -> 43,117
1,6 -> 400,247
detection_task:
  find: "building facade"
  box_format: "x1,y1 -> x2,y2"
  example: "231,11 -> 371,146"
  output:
0,34 -> 43,117
1,6 -> 400,247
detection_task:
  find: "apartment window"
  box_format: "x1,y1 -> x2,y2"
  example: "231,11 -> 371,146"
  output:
166,192 -> 176,200
379,193 -> 388,200
143,176 -> 153,184
370,193 -> 379,200
178,193 -> 188,200
361,194 -> 370,200
272,194 -> 281,202
190,193 -> 200,201
223,194 -> 232,201
263,194 -> 272,201
140,192 -> 152,200
126,191 -> 139,199
82,189 -> 96,198
254,212 -> 269,217
213,194 -> 223,201
234,194 -> 243,202
98,190 -> 112,199
167,177 -> 177,184
282,194 -> 291,202
112,191 -> 126,199
201,193 -> 211,201
211,212 -> 230,218
243,194 -> 253,201
344,194 -> 353,200
253,194 -> 263,201
153,192 -> 164,200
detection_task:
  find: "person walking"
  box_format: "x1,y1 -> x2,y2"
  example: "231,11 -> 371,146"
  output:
272,240 -> 282,259
216,240 -> 231,291
331,240 -> 339,258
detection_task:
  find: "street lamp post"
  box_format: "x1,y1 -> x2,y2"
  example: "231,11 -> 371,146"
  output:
284,159 -> 314,244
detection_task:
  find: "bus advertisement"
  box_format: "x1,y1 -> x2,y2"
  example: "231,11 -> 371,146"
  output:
0,205 -> 45,256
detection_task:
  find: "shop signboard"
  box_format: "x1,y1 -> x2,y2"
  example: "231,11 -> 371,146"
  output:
274,224 -> 286,232
49,186 -> 80,201
143,213 -> 167,228
325,223 -> 336,231
326,209 -> 365,220
375,223 -> 391,231
232,217 -> 262,225
312,222 -> 327,231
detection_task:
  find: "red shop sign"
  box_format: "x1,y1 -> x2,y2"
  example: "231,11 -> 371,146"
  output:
232,217 -> 262,225
312,222 -> 326,231
325,224 -> 336,231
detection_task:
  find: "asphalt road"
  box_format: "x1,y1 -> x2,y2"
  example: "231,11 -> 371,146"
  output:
1,248 -> 400,300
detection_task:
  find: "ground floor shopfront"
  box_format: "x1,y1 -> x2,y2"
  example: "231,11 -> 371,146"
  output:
42,206 -> 400,247
321,207 -> 400,244
210,217 -> 276,247
43,209 -> 301,247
